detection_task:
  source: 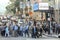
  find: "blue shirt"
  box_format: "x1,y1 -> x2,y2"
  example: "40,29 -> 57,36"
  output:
5,27 -> 9,33
20,26 -> 23,31
13,25 -> 18,31
25,25 -> 29,30
34,27 -> 36,33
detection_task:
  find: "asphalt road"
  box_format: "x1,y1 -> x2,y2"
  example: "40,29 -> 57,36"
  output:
0,35 -> 59,40
0,37 -> 60,40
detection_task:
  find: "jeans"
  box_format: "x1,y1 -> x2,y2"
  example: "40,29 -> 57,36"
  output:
25,30 -> 29,37
5,32 -> 9,37
20,31 -> 23,36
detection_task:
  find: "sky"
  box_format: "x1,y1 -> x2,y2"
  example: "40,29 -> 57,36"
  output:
0,0 -> 10,15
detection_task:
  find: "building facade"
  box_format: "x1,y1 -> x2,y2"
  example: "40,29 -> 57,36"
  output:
8,0 -> 60,23
30,0 -> 55,21
54,0 -> 60,24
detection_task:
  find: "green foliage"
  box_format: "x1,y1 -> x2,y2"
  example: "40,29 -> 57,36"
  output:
15,0 -> 20,7
29,6 -> 32,10
11,7 -> 16,14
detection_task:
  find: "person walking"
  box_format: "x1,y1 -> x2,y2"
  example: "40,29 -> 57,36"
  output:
5,26 -> 9,37
39,24 -> 43,37
31,25 -> 38,38
24,24 -> 29,37
13,24 -> 18,37
19,24 -> 23,36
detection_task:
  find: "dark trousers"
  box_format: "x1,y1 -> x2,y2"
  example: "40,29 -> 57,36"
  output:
32,32 -> 38,38
58,28 -> 60,34
56,28 -> 58,34
1,30 -> 5,36
25,30 -> 29,37
14,30 -> 18,37
19,31 -> 23,36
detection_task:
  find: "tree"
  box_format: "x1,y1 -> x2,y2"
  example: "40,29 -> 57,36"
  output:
10,0 -> 16,2
15,0 -> 20,7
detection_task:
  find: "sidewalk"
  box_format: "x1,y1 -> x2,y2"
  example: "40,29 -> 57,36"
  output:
43,33 -> 58,38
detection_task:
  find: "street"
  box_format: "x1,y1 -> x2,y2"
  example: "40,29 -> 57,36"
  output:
0,0 -> 60,40
0,35 -> 59,40
0,37 -> 59,40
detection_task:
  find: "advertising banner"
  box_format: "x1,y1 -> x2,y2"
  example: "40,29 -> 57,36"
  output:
33,3 -> 39,11
39,3 -> 49,10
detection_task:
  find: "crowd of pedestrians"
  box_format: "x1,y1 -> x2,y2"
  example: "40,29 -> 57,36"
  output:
0,19 -> 60,38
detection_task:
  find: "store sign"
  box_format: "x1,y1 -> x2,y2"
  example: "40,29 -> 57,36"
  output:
33,3 -> 39,11
39,3 -> 49,10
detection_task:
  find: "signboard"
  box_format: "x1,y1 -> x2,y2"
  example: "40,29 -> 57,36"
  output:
39,3 -> 49,10
33,3 -> 39,11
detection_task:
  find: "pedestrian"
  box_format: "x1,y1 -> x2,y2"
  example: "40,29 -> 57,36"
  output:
52,24 -> 55,33
13,24 -> 18,37
55,23 -> 58,34
44,24 -> 49,34
39,24 -> 43,37
35,24 -> 40,38
42,23 -> 46,33
34,19 -> 36,26
31,25 -> 38,38
19,24 -> 23,36
24,24 -> 29,37
5,26 -> 9,37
